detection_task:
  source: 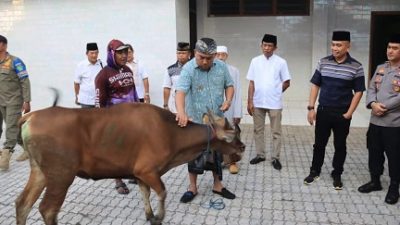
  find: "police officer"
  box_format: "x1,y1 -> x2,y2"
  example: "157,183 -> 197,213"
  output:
358,33 -> 400,205
0,35 -> 31,170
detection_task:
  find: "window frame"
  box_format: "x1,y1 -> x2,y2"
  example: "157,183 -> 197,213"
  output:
208,0 -> 311,17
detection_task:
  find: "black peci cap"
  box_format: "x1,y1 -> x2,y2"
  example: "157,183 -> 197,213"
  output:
332,31 -> 351,41
0,35 -> 8,44
262,34 -> 277,45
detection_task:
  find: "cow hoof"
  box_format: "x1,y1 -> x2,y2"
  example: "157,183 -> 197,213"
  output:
145,213 -> 154,221
149,216 -> 162,225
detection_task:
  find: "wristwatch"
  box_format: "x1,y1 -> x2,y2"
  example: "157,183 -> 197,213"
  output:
307,106 -> 315,111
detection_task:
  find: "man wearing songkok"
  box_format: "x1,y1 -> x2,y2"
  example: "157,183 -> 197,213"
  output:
247,34 -> 291,171
163,42 -> 191,113
304,31 -> 365,190
175,37 -> 236,203
74,42 -> 103,108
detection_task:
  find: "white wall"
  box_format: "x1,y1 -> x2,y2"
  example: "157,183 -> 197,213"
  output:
175,0 -> 190,43
196,0 -> 313,103
0,0 -> 181,110
196,0 -> 400,103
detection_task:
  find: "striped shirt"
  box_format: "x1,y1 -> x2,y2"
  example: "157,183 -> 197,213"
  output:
310,54 -> 365,108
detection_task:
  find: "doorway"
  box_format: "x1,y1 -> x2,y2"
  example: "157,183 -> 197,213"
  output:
369,11 -> 400,80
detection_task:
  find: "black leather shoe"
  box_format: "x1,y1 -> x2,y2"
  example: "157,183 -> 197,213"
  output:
271,159 -> 282,170
358,181 -> 383,193
385,184 -> 399,205
249,156 -> 266,165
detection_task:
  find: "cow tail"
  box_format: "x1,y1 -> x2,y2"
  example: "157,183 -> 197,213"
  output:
49,87 -> 60,107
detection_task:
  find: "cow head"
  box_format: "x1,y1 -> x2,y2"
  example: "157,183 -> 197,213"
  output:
203,110 -> 245,162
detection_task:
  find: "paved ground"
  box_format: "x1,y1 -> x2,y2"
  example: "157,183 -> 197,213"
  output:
1,125 -> 399,225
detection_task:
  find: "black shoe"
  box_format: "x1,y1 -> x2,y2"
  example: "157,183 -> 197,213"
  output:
358,181 -> 382,193
385,184 -> 399,205
250,156 -> 266,165
332,175 -> 343,190
271,159 -> 282,170
180,191 -> 197,203
304,171 -> 319,185
212,188 -> 236,199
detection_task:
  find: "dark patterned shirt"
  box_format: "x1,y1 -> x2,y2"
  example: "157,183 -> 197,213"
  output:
310,53 -> 365,108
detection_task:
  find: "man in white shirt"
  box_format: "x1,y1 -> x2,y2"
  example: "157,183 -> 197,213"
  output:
126,44 -> 150,103
216,45 -> 242,174
74,42 -> 103,108
247,34 -> 291,170
162,42 -> 191,113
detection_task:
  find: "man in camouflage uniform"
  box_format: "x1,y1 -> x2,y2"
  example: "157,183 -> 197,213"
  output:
0,35 -> 31,170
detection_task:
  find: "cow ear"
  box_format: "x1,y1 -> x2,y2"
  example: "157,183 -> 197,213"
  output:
222,130 -> 235,143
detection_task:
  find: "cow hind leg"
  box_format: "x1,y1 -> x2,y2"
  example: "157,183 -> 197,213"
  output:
15,163 -> 46,225
38,176 -> 74,225
137,180 -> 154,221
138,174 -> 167,225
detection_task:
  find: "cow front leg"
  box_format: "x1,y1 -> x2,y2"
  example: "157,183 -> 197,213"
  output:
151,188 -> 166,225
15,164 -> 46,225
137,180 -> 154,221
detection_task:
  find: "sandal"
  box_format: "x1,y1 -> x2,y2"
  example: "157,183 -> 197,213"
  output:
212,188 -> 235,199
115,182 -> 130,194
180,191 -> 197,203
128,178 -> 137,184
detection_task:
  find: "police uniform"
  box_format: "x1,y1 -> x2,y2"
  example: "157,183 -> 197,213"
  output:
0,53 -> 31,151
365,62 -> 400,191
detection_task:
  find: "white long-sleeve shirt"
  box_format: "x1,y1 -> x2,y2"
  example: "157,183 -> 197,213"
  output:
224,63 -> 242,121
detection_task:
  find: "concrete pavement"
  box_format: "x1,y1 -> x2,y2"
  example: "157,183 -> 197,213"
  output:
1,125 -> 399,225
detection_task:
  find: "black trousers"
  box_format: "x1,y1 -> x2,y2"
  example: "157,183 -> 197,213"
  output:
310,106 -> 351,176
367,124 -> 400,182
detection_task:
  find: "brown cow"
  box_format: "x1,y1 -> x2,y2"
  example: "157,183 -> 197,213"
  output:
15,102 -> 245,225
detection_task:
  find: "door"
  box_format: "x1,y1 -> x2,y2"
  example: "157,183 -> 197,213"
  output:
369,11 -> 400,81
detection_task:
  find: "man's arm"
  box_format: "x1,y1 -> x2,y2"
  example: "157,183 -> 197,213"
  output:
247,80 -> 255,116
232,69 -> 242,124
307,84 -> 320,125
343,91 -> 363,119
162,70 -> 172,109
74,82 -> 80,105
163,88 -> 171,109
221,86 -> 234,112
175,90 -> 188,127
143,77 -> 150,103
94,71 -> 107,108
282,80 -> 290,92
20,78 -> 31,113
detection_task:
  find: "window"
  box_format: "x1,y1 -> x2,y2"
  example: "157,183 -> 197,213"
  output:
208,0 -> 310,16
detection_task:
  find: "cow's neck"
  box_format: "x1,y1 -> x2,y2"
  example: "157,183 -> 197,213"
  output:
166,124 -> 217,170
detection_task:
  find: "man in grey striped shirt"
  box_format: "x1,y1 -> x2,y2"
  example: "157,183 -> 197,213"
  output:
303,31 -> 365,190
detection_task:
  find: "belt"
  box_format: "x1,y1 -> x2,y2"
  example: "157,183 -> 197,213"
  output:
317,105 -> 348,112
